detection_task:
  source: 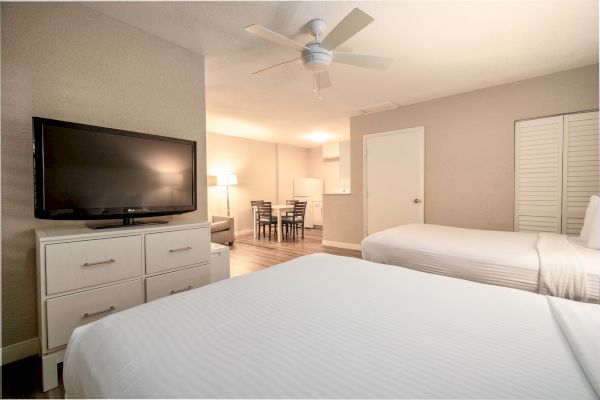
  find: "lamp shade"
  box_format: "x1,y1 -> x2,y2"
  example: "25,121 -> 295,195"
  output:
217,174 -> 237,186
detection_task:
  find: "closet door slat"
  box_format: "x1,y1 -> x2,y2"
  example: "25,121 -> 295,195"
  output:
515,116 -> 563,233
562,111 -> 600,235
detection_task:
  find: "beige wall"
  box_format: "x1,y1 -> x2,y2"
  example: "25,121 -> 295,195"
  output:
308,147 -> 350,194
207,133 -> 277,233
277,144 -> 309,203
1,3 -> 207,348
324,64 -> 599,244
206,133 -> 310,233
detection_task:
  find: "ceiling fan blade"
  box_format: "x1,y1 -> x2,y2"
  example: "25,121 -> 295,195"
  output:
333,52 -> 393,70
252,57 -> 303,75
321,8 -> 374,51
244,24 -> 309,52
317,71 -> 332,89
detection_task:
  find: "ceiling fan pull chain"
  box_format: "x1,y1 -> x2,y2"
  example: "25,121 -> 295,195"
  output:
312,63 -> 316,93
318,73 -> 322,100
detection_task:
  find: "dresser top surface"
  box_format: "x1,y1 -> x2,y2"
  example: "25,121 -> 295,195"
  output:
210,242 -> 229,252
36,219 -> 209,241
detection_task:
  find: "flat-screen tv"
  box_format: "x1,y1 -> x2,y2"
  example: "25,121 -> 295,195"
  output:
33,117 -> 196,223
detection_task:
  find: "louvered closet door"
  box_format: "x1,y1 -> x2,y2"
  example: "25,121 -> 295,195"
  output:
515,116 -> 563,233
562,111 -> 600,235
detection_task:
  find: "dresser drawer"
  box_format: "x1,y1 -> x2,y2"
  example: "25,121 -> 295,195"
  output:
145,228 -> 209,274
46,279 -> 142,350
146,265 -> 210,302
45,236 -> 142,295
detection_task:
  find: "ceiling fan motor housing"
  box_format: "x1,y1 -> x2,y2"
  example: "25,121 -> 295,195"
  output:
302,41 -> 332,72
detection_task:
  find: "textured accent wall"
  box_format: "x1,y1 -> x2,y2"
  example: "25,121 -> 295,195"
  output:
1,3 -> 207,347
324,65 -> 599,244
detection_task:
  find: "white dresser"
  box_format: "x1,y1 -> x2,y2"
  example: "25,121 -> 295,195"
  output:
36,220 -> 210,391
210,242 -> 230,282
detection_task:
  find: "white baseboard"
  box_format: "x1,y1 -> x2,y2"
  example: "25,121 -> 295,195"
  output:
321,240 -> 362,251
1,337 -> 39,365
235,229 -> 254,236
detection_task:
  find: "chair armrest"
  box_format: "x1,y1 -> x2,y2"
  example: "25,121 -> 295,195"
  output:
212,215 -> 234,226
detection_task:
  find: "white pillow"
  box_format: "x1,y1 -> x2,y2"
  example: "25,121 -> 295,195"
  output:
580,195 -> 600,242
587,204 -> 600,250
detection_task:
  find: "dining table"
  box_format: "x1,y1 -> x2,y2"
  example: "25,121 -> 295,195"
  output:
252,204 -> 294,243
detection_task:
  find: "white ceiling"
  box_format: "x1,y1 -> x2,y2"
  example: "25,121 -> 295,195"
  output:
87,1 -> 598,147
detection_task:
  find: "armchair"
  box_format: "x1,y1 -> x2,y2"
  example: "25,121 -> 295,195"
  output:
210,215 -> 235,245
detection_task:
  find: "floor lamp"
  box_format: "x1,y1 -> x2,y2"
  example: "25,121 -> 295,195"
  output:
217,174 -> 237,217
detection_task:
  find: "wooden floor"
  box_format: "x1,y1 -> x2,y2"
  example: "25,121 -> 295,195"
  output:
1,228 -> 361,399
230,227 -> 362,277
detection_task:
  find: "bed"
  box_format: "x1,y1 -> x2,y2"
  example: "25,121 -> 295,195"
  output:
362,224 -> 600,303
64,253 -> 599,399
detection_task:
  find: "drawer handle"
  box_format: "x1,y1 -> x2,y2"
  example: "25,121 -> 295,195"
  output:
170,285 -> 193,295
82,306 -> 115,319
82,258 -> 116,267
169,246 -> 192,253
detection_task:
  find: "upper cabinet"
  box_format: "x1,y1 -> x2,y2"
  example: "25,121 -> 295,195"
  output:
322,142 -> 340,159
514,111 -> 599,234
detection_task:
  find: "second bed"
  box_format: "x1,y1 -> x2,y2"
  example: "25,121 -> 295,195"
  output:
361,224 -> 600,302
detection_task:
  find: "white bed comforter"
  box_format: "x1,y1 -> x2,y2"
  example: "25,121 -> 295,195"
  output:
537,232 -> 589,301
361,224 -> 600,302
64,254 -> 599,399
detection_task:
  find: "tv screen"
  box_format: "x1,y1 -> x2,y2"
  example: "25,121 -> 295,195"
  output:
33,118 -> 196,221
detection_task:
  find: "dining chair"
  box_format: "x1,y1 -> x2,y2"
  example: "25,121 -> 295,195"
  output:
282,201 -> 307,241
251,200 -> 264,238
257,203 -> 278,240
286,200 -> 298,211
284,200 -> 298,236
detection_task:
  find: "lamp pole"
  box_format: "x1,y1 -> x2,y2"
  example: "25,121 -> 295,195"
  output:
226,185 -> 231,217
217,174 -> 237,218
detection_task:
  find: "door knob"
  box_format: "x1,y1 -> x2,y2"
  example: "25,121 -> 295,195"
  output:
413,198 -> 422,204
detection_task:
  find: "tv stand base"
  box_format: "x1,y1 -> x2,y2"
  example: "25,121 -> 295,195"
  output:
91,218 -> 169,229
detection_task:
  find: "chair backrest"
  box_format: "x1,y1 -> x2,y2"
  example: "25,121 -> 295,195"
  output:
285,199 -> 297,215
251,200 -> 264,207
258,203 -> 272,218
293,201 -> 307,218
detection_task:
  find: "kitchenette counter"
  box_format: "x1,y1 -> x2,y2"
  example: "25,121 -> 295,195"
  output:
324,189 -> 351,195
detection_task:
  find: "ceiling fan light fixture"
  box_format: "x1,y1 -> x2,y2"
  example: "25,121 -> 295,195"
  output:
302,42 -> 332,72
304,57 -> 330,72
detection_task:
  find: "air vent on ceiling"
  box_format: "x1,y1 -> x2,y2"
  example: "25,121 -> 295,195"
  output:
357,101 -> 398,115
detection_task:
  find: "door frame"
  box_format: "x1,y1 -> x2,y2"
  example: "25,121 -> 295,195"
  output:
363,126 -> 425,237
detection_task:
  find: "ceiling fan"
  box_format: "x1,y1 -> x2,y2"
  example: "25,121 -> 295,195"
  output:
244,8 -> 393,98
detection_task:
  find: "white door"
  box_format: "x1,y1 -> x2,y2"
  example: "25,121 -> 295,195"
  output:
364,127 -> 424,236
